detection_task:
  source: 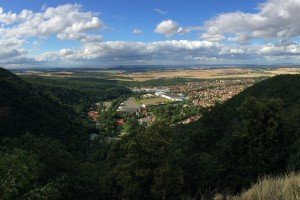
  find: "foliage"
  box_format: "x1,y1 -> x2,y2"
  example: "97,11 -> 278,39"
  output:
153,103 -> 203,124
23,75 -> 132,103
107,123 -> 183,200
174,75 -> 300,197
1,68 -> 300,199
0,68 -> 87,151
0,149 -> 60,199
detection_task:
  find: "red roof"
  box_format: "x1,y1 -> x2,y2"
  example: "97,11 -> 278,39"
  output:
116,119 -> 125,126
88,111 -> 100,121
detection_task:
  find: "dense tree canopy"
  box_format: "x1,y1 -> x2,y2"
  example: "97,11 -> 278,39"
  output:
1,68 -> 299,199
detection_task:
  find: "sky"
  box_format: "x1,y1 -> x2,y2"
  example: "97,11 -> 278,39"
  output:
1,0 -> 300,68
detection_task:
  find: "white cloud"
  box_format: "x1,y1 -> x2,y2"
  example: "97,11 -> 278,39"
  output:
132,29 -> 142,34
12,39 -> 300,68
201,33 -> 224,42
0,4 -> 103,42
153,8 -> 167,15
154,20 -> 199,37
202,0 -> 300,41
0,49 -> 27,59
2,1 -> 300,68
0,7 -> 18,24
154,20 -> 179,36
0,38 -> 23,47
36,40 -> 224,65
259,41 -> 300,56
57,33 -> 102,43
60,49 -> 74,57
0,4 -> 104,67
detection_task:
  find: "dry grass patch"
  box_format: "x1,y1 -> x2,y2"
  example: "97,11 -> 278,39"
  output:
215,173 -> 300,200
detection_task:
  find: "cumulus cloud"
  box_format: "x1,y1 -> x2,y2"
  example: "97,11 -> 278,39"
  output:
0,7 -> 18,24
0,49 -> 27,60
0,38 -> 23,47
37,38 -> 300,66
0,4 -> 103,42
37,40 -> 220,62
57,33 -> 102,43
154,20 -> 179,36
259,40 -> 300,56
154,20 -> 199,36
132,29 -> 142,34
60,49 -> 74,57
201,33 -> 224,42
2,1 -> 300,68
0,4 -> 104,67
18,39 -> 300,67
202,0 -> 300,41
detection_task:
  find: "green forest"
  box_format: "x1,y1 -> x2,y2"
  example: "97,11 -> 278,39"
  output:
0,67 -> 300,199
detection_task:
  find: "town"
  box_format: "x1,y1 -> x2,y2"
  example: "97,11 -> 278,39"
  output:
88,78 -> 256,138
131,78 -> 255,107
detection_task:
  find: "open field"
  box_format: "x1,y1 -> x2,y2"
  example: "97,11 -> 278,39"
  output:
112,67 -> 300,81
138,97 -> 171,106
16,67 -> 300,82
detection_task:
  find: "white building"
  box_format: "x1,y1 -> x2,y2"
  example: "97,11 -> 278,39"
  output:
160,93 -> 186,101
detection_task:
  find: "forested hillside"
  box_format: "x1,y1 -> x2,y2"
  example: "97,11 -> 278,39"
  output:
0,68 -> 94,199
0,68 -> 87,145
23,76 -> 132,103
174,74 -> 300,196
0,69 -> 299,199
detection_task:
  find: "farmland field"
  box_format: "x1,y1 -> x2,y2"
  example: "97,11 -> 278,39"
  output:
17,67 -> 300,82
111,67 -> 300,81
138,97 -> 172,106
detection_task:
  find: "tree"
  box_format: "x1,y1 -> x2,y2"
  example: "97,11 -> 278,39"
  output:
0,149 -> 60,199
110,122 -> 183,200
216,96 -> 291,191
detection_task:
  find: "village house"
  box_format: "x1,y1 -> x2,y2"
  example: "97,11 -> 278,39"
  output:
117,97 -> 141,114
88,111 -> 100,121
160,93 -> 186,102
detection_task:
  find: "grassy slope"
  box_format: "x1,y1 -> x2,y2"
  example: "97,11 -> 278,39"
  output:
215,173 -> 300,200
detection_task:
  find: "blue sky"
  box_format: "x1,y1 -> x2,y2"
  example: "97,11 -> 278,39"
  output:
0,0 -> 300,68
2,0 -> 263,42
